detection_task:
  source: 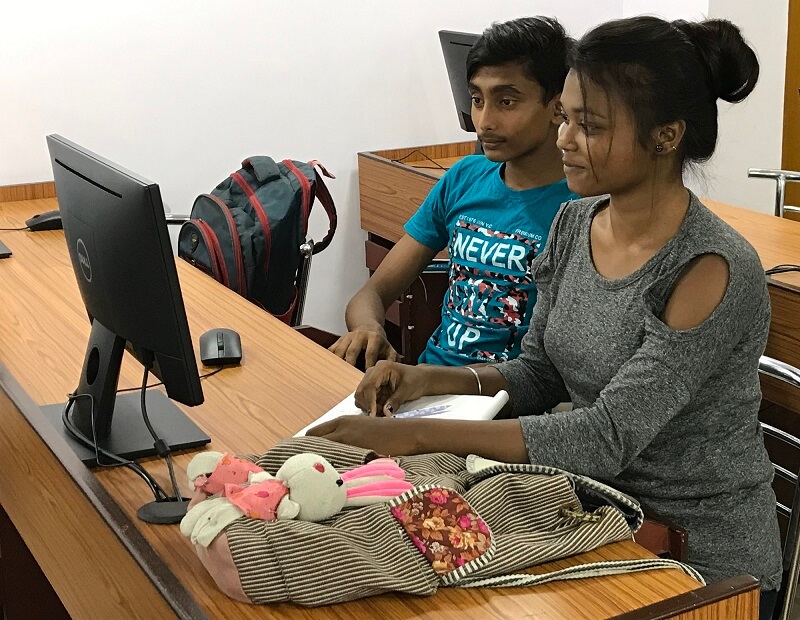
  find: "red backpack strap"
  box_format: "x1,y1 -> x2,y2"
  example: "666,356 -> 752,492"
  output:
307,160 -> 337,254
281,160 -> 312,237
308,160 -> 335,180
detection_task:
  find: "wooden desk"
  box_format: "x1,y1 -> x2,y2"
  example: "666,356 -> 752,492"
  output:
359,142 -> 800,412
0,193 -> 758,618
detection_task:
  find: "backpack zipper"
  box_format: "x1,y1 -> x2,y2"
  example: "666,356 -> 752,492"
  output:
205,194 -> 247,297
194,219 -> 229,288
229,171 -> 272,279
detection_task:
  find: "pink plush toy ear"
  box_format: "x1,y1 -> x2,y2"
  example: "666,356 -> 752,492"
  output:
340,458 -> 407,483
341,459 -> 413,507
345,480 -> 413,501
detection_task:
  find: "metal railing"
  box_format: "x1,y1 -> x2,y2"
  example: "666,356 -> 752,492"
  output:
748,169 -> 800,218
759,355 -> 800,620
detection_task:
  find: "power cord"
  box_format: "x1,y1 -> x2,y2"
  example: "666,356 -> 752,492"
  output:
766,264 -> 800,275
115,367 -> 222,394
61,394 -> 170,501
136,367 -> 182,501
0,226 -> 28,231
391,149 -> 450,171
62,365 -> 227,514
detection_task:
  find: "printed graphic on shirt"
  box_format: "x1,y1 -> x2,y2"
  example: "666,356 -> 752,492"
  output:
430,220 -> 539,362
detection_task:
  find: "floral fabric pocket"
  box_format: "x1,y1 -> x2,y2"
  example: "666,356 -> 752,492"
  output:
389,486 -> 495,585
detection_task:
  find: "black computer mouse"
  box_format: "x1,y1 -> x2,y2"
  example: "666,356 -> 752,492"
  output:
199,328 -> 242,366
26,209 -> 63,231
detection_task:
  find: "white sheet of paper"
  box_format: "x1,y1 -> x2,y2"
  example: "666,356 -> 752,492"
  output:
295,390 -> 509,437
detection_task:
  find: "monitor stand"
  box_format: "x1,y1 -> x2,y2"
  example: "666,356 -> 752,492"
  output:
41,391 -> 210,468
40,319 -> 210,468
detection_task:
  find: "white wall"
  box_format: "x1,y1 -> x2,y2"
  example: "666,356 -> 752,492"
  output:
706,0 -> 789,213
622,0 -> 708,20
2,0 -> 788,334
1,1 -> 619,334
618,0 -> 789,213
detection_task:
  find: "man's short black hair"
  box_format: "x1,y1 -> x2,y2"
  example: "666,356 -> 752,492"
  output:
467,16 -> 574,103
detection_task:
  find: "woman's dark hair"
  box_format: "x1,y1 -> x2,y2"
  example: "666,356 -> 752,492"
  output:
467,16 -> 574,104
568,16 -> 759,164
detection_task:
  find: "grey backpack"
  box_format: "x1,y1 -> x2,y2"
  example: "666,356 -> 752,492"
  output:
178,157 -> 337,324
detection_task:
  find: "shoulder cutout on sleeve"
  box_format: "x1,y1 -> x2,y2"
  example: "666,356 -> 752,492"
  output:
661,253 -> 730,331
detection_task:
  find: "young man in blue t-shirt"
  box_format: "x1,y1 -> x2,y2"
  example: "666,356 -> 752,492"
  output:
331,16 -> 577,368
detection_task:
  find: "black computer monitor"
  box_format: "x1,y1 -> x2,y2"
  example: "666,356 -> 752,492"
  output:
439,30 -> 480,133
43,135 -> 210,467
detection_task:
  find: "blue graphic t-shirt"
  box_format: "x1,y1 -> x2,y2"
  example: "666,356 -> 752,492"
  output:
405,155 -> 576,366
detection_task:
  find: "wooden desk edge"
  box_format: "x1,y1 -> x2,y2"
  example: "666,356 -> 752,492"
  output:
0,362 -> 206,620
767,274 -> 800,296
357,151 -> 443,182
358,141 -> 475,177
612,574 -> 760,619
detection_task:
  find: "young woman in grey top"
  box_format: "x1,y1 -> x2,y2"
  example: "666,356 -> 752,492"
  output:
309,15 -> 782,613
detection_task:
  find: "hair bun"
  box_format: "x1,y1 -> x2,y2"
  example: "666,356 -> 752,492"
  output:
672,19 -> 759,102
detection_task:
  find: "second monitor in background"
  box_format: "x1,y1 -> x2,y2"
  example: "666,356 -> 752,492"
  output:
438,29 -> 480,133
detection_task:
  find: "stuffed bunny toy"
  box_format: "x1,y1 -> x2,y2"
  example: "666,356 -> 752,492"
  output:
181,452 -> 413,547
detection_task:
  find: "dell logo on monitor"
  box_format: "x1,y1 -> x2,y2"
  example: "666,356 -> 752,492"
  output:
76,238 -> 92,282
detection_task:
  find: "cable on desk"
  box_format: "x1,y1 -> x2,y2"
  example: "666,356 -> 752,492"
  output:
391,149 -> 450,171
138,367 -> 182,501
62,394 -> 170,501
115,367 -> 223,394
766,264 -> 800,275
0,226 -> 29,231
64,366 -> 226,503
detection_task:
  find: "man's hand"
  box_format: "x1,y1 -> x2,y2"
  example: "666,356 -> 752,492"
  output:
329,326 -> 399,369
338,235 -> 438,368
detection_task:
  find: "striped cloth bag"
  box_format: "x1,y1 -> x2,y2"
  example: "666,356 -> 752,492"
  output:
188,437 -> 702,606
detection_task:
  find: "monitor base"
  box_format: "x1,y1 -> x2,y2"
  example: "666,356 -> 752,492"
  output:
137,499 -> 191,524
41,390 -> 210,468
